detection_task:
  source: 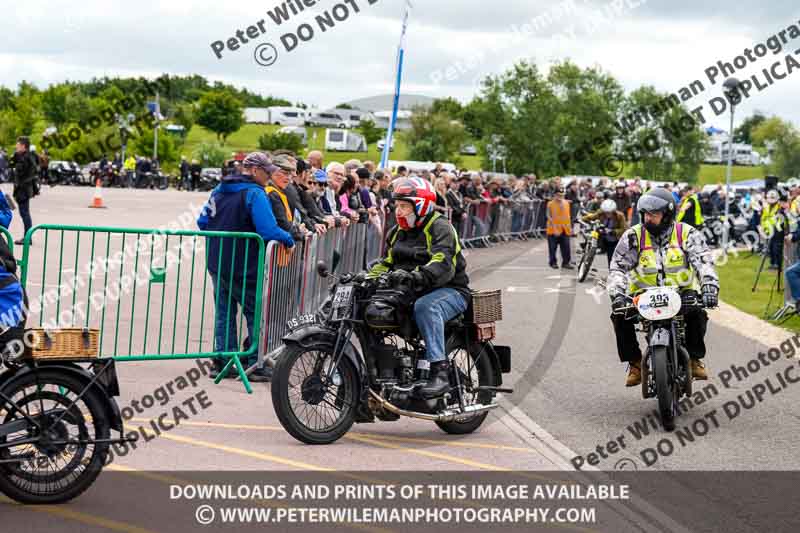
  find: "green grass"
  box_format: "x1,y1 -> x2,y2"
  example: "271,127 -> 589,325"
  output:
695,164 -> 766,187
717,252 -> 800,333
182,124 -> 483,169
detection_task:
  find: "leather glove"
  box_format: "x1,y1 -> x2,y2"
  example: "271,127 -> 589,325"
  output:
702,284 -> 719,308
611,295 -> 627,316
388,269 -> 413,287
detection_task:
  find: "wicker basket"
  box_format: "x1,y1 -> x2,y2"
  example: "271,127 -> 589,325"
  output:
471,289 -> 503,323
28,328 -> 99,359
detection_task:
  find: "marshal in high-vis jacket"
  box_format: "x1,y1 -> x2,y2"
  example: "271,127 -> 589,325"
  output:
368,211 -> 470,301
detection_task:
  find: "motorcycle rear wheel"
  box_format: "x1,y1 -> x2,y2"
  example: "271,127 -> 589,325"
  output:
652,346 -> 677,431
272,342 -> 359,445
0,369 -> 111,504
435,338 -> 496,435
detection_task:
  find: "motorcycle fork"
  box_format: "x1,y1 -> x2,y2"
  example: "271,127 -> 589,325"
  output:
320,322 -> 354,385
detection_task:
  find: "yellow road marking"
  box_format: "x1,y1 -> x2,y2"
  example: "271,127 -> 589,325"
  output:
345,433 -> 510,471
0,495 -> 158,533
128,417 -> 536,453
157,432 -> 334,471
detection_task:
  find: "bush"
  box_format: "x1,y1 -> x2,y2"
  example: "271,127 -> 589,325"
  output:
192,141 -> 227,168
257,131 -> 304,154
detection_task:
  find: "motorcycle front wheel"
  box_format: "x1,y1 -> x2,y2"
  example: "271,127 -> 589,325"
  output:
271,342 -> 359,445
435,338 -> 497,435
577,243 -> 596,283
0,369 -> 111,504
652,346 -> 677,431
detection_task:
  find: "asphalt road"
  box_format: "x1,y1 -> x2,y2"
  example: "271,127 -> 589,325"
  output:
1,186 -> 797,532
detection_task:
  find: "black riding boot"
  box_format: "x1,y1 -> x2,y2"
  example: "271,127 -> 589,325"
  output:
418,361 -> 451,399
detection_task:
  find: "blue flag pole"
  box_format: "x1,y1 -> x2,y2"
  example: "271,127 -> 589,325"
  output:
380,1 -> 412,170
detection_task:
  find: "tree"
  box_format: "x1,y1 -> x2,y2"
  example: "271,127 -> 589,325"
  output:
0,110 -> 19,148
173,103 -> 195,134
130,125 -> 179,164
359,118 -> 383,145
401,106 -> 467,163
195,91 -> 244,143
258,131 -> 304,154
752,117 -> 800,178
733,112 -> 766,144
12,94 -> 39,136
335,103 -> 354,109
0,87 -> 13,111
430,97 -> 464,120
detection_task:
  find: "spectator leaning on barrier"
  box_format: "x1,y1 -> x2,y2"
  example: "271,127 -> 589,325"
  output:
266,154 -> 310,241
546,187 -> 573,269
197,151 -> 294,382
9,136 -> 38,245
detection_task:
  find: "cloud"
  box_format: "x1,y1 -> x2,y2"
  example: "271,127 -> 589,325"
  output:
0,0 -> 797,128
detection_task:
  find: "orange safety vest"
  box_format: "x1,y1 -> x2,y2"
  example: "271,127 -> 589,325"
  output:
546,199 -> 572,236
265,185 -> 293,222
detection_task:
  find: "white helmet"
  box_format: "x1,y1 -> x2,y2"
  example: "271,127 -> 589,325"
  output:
766,190 -> 779,204
601,199 -> 617,213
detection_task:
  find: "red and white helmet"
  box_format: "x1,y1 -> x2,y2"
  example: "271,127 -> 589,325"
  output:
392,177 -> 437,229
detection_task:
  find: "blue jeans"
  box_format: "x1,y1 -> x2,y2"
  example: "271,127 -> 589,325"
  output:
211,273 -> 258,365
786,261 -> 800,302
414,288 -> 468,363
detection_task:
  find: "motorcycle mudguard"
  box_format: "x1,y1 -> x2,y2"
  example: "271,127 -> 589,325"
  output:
649,327 -> 671,347
0,362 -> 124,433
282,325 -> 365,376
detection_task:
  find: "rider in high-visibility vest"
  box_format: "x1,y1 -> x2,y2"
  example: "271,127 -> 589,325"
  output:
676,189 -> 704,228
607,188 -> 719,387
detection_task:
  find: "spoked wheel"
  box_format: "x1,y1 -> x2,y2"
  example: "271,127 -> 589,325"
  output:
577,244 -> 596,283
0,369 -> 110,504
435,338 -> 496,435
271,343 -> 358,444
652,346 -> 678,431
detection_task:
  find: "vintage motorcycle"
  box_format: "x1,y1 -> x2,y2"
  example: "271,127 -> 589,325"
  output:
619,286 -> 705,431
271,262 -> 512,445
576,219 -> 605,283
0,353 -> 125,503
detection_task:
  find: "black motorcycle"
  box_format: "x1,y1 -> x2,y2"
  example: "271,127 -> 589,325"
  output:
0,354 -> 125,503
271,262 -> 512,445
619,287 -> 705,431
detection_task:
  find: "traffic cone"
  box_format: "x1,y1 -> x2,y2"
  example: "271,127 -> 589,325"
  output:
88,179 -> 107,209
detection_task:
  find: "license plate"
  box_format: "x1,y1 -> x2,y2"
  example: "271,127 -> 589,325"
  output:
286,314 -> 318,331
332,285 -> 354,319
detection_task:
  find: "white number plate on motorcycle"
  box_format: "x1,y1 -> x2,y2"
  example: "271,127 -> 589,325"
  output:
332,285 -> 354,309
636,287 -> 681,320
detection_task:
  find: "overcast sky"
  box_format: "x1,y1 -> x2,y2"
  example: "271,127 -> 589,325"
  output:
1,0 -> 798,130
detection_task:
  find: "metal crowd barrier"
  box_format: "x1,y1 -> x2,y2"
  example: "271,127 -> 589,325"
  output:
18,224 -> 267,393
457,200 -> 543,247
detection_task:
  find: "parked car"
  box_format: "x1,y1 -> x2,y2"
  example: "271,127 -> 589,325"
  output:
377,138 -> 395,152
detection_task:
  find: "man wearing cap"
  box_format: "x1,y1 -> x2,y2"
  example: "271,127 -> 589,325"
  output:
197,151 -> 294,381
266,154 -> 311,240
9,136 -> 37,244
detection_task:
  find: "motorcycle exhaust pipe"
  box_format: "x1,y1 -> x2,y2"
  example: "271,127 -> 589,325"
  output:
368,390 -> 500,422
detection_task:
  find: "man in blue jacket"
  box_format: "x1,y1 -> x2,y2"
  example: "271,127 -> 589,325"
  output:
197,152 -> 294,382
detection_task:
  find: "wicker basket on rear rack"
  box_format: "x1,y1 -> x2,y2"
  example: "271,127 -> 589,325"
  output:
469,289 -> 503,341
27,328 -> 100,360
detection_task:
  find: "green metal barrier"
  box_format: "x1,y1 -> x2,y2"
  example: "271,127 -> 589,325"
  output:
0,227 -> 12,252
18,225 -> 266,393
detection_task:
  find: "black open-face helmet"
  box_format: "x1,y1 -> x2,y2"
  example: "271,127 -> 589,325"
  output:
637,187 -> 677,235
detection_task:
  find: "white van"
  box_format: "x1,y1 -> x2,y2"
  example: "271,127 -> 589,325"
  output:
308,110 -> 351,129
325,129 -> 367,152
267,107 -> 306,127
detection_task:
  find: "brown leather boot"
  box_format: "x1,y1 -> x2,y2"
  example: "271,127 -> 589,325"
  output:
626,361 -> 641,387
691,359 -> 708,380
